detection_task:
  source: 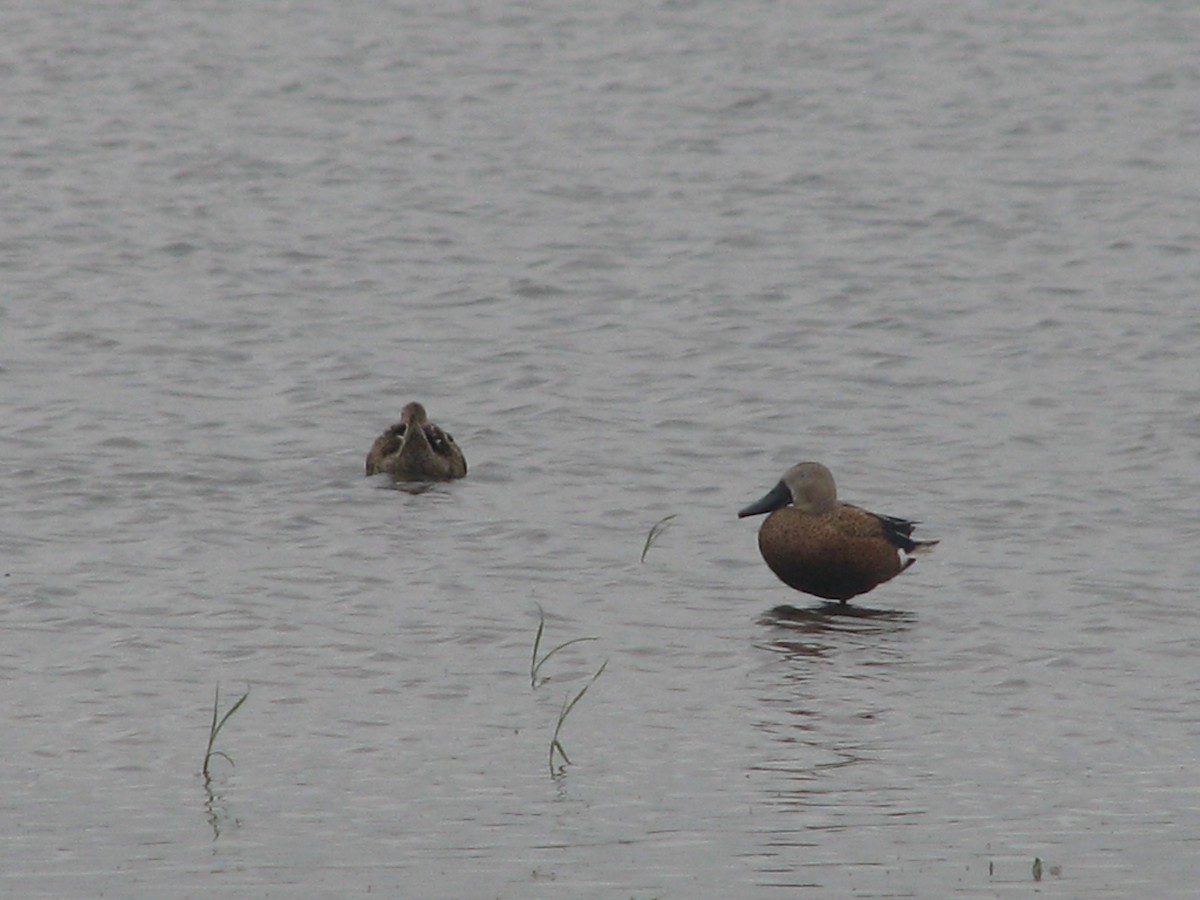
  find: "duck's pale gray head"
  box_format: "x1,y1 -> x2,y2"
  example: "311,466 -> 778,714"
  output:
738,461 -> 837,518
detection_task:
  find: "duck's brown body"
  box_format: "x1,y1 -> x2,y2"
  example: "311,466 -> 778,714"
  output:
365,402 -> 467,481
739,462 -> 936,602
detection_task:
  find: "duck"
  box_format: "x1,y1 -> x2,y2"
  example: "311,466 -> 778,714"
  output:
738,462 -> 936,602
365,402 -> 467,481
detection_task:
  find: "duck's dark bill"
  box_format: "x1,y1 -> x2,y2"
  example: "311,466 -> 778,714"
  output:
738,480 -> 791,518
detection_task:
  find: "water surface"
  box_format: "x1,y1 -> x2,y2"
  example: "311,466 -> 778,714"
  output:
3,0 -> 1200,896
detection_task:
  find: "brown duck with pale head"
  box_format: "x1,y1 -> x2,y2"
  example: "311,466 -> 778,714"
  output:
365,402 -> 467,481
738,462 -> 936,603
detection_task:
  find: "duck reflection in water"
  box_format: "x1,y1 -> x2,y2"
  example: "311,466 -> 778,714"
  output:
758,602 -> 914,644
365,401 -> 467,482
739,462 -> 937,612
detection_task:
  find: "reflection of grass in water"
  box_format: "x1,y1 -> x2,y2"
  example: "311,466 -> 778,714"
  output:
986,857 -> 1059,883
202,684 -> 249,782
530,604 -> 597,688
640,514 -> 677,562
549,658 -> 607,778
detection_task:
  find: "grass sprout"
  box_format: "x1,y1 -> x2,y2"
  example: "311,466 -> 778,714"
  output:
640,514 -> 677,562
202,684 -> 249,782
530,604 -> 597,688
549,659 -> 608,777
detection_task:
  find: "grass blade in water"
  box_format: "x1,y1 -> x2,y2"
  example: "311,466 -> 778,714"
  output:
640,514 -> 677,562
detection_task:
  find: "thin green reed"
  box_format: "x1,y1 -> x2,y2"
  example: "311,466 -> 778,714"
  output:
640,514 -> 677,562
202,684 -> 249,782
530,604 -> 597,689
530,606 -> 607,776
549,658 -> 608,778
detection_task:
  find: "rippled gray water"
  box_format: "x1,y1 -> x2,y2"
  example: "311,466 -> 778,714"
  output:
4,1 -> 1200,896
